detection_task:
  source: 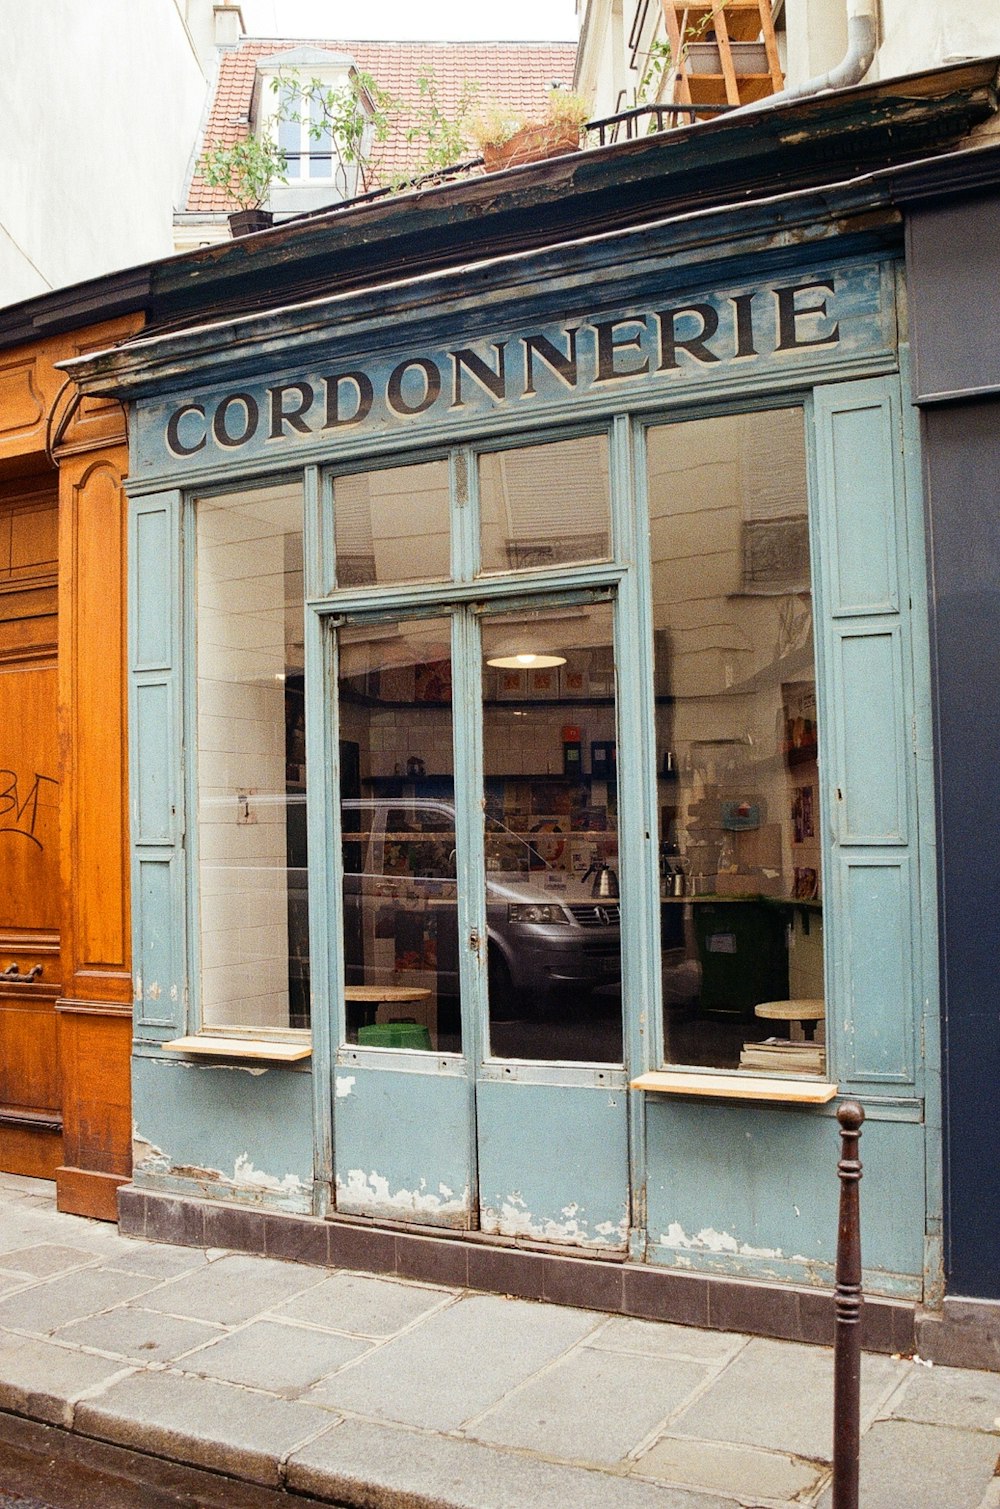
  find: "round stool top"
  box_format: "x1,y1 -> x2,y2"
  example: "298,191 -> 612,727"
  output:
754,998 -> 825,1021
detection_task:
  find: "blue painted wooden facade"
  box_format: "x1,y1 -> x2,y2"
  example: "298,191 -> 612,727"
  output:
74,190 -> 940,1301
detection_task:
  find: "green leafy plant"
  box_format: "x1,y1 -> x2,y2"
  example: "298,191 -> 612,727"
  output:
272,68 -> 393,187
198,133 -> 288,211
403,71 -> 482,177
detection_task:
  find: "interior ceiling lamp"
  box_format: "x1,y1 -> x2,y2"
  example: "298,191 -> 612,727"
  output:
486,651 -> 567,669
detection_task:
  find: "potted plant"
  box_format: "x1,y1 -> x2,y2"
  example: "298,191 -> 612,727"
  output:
199,134 -> 289,236
469,89 -> 590,173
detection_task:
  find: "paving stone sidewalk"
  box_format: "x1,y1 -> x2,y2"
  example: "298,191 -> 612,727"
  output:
0,1173 -> 997,1509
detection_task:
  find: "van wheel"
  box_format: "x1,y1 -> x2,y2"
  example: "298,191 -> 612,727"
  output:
488,949 -> 518,1020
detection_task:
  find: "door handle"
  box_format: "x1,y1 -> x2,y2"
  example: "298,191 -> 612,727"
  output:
1,964 -> 42,984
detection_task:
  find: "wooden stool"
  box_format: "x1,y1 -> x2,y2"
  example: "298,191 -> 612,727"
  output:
754,997 -> 825,1041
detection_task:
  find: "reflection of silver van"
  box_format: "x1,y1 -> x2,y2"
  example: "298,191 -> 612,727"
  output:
342,798 -> 621,1014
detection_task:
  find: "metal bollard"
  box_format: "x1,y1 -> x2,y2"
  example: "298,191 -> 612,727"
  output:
832,1100 -> 865,1509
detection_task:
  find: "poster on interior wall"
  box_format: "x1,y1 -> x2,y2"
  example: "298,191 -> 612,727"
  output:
531,781 -> 572,817
495,669 -> 527,701
530,667 -> 558,696
782,681 -> 818,765
792,785 -> 815,843
561,667 -> 586,697
414,659 -> 452,703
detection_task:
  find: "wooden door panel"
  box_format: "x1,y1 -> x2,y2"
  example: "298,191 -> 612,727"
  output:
0,661 -> 59,932
0,492 -> 62,1176
0,992 -> 60,1113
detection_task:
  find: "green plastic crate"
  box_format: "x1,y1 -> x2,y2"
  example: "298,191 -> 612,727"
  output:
357,1019 -> 432,1050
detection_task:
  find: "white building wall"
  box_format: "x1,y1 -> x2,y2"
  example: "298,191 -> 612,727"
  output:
576,0 -> 1000,120
874,0 -> 1000,80
1,1 -> 215,307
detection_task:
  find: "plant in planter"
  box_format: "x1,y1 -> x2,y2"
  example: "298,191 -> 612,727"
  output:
199,133 -> 289,235
469,88 -> 591,173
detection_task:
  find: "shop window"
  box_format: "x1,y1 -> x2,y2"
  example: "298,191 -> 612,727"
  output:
648,408 -> 825,1074
334,459 -> 451,587
194,481 -> 307,1030
478,434 -> 612,574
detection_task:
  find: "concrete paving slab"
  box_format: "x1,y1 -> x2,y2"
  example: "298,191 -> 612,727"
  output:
814,1418 -> 1000,1509
0,1332 -> 133,1427
0,1176 -> 54,1197
138,1252 -> 326,1326
276,1269 -> 454,1338
54,1304 -> 221,1363
94,1241 -> 211,1279
0,1268 -> 161,1337
976,1477 -> 1000,1509
670,1335 -> 906,1461
0,1245 -> 100,1278
74,1367 -> 339,1488
588,1316 -> 748,1364
287,1415 -> 734,1509
888,1361 -> 1000,1432
174,1317 -> 371,1394
468,1344 -> 709,1465
633,1433 -> 828,1501
0,1213 -> 91,1256
307,1292 -> 601,1431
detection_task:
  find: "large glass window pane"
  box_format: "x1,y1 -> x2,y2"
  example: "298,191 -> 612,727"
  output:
338,617 -> 461,1052
648,409 -> 825,1074
482,602 -> 622,1063
195,481 -> 308,1030
334,460 -> 451,587
479,435 -> 611,574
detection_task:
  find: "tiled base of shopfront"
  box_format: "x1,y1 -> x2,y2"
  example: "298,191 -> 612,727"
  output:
117,1186 -> 1000,1373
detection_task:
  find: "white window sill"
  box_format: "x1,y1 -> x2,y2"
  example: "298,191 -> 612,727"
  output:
163,1034 -> 312,1063
630,1070 -> 838,1105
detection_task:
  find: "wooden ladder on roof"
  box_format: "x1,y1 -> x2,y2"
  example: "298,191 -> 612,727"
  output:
660,1 -> 784,116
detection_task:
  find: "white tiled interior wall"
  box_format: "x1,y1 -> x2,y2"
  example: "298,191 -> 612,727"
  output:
196,483 -> 303,1028
335,460 -> 451,585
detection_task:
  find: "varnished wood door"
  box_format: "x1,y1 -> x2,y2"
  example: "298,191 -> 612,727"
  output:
0,486 -> 62,1177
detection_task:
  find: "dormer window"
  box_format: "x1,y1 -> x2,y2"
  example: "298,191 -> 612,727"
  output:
254,48 -> 376,211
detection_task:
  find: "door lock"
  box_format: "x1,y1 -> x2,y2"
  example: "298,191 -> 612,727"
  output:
468,928 -> 481,956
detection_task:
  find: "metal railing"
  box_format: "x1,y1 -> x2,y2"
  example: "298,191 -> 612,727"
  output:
586,101 -> 733,145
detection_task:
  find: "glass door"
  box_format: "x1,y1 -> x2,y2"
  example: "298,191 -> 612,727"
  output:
332,612 -> 475,1228
474,598 -> 631,1250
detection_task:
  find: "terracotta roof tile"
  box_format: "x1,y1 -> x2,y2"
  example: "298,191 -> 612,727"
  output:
187,37 -> 578,211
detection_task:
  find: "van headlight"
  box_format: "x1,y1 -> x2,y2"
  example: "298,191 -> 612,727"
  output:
507,903 -> 569,925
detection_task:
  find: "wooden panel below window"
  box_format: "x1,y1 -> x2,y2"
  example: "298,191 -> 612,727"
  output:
56,1005 -> 132,1220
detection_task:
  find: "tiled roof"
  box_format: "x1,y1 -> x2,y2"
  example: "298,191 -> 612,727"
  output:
187,38 -> 579,211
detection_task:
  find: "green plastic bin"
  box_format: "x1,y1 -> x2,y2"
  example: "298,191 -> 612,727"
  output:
356,1018 -> 432,1050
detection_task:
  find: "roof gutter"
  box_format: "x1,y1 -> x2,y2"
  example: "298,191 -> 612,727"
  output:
733,0 -> 878,114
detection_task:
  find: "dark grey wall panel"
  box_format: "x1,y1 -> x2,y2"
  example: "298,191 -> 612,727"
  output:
908,195 -> 1000,401
924,398 -> 1000,1299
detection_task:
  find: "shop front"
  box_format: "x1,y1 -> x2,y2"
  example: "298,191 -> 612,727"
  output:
64,123 -> 949,1338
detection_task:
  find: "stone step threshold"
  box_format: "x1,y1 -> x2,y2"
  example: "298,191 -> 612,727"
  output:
119,1182 -> 920,1360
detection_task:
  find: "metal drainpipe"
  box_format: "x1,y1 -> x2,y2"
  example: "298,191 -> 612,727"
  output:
729,0 -> 878,113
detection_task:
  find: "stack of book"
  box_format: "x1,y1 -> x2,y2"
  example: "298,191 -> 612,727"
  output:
739,1037 -> 825,1075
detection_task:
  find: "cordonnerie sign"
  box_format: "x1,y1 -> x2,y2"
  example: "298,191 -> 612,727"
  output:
152,264 -> 890,472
